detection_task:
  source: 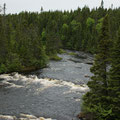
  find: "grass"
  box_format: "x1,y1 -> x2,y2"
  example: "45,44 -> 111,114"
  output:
58,49 -> 67,54
68,52 -> 77,56
49,55 -> 62,61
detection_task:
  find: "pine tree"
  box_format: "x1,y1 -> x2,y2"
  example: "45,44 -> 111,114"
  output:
108,28 -> 120,120
0,14 -> 8,73
83,15 -> 111,120
101,0 -> 104,8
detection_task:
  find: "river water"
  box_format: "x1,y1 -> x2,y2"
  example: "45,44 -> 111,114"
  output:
0,51 -> 93,120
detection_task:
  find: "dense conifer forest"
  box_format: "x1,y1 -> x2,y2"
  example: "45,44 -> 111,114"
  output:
0,3 -> 120,73
0,2 -> 120,119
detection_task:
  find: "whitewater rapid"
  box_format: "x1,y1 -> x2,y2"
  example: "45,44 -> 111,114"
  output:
0,51 -> 93,120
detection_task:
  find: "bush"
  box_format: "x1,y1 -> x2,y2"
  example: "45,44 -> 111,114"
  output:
68,52 -> 77,56
58,49 -> 66,54
0,64 -> 7,73
49,55 -> 62,61
6,53 -> 23,72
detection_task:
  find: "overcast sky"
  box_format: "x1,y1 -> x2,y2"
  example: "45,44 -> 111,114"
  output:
0,0 -> 120,14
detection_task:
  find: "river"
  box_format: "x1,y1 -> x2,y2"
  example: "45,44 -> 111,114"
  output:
0,50 -> 93,120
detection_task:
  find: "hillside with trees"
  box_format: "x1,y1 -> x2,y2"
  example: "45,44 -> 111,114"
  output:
0,3 -> 120,73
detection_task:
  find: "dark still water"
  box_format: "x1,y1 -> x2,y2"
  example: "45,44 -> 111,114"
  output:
0,51 -> 93,120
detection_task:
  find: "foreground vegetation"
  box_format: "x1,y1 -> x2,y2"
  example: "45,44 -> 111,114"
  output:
82,15 -> 120,120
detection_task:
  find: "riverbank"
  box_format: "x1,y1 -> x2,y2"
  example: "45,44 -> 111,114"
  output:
0,50 -> 93,75
0,51 -> 93,120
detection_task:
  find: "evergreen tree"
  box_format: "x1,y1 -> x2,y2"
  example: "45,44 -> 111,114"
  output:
108,27 -> 120,120
83,15 -> 111,120
101,0 -> 104,8
61,23 -> 69,48
86,17 -> 95,52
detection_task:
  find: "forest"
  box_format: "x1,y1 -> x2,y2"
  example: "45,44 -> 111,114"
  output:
0,1 -> 120,120
0,3 -> 120,74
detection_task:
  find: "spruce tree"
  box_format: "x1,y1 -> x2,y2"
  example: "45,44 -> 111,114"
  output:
83,15 -> 111,120
101,0 -> 104,8
108,28 -> 120,120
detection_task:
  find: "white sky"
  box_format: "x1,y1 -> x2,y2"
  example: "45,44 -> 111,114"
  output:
0,0 -> 120,14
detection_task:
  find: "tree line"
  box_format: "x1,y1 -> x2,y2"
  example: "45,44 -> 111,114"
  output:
0,4 -> 120,74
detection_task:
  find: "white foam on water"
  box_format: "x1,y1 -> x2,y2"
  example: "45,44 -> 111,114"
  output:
0,73 -> 89,93
0,114 -> 56,120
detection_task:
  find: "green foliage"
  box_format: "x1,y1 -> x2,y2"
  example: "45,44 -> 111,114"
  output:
46,32 -> 61,56
86,17 -> 95,28
0,64 -> 7,73
49,55 -> 62,61
62,24 -> 69,31
82,101 -> 112,120
0,12 -> 48,73
83,15 -> 112,120
58,49 -> 66,54
107,27 -> 120,119
96,18 -> 104,33
6,53 -> 23,72
41,28 -> 47,45
61,23 -> 69,48
68,52 -> 77,56
93,104 -> 112,120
